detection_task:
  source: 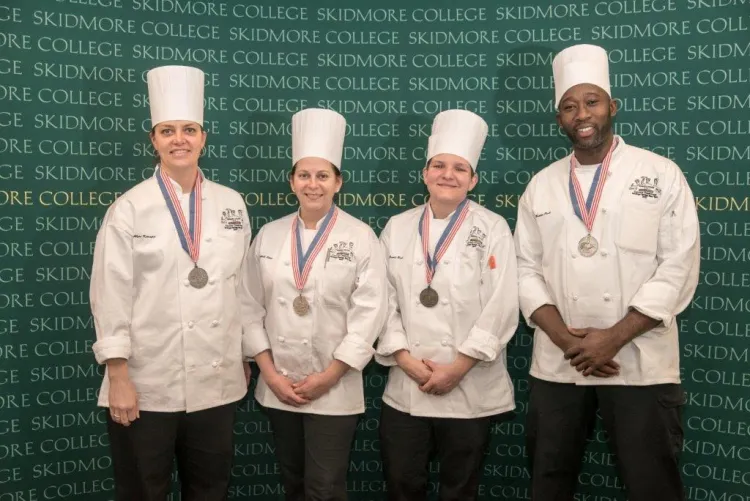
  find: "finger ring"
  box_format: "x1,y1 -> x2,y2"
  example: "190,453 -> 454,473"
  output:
112,413 -> 120,419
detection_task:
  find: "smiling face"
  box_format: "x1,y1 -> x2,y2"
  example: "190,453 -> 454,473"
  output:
150,120 -> 206,173
290,157 -> 342,217
423,153 -> 478,207
556,83 -> 617,154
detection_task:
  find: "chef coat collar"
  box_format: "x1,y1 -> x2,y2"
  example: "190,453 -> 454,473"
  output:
427,199 -> 466,221
153,164 -> 208,197
570,135 -> 626,171
296,207 -> 331,230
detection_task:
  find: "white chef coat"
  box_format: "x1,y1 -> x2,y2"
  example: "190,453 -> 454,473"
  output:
241,209 -> 387,415
90,171 -> 252,412
514,137 -> 700,385
376,201 -> 519,419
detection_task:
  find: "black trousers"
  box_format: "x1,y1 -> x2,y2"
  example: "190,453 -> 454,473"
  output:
266,408 -> 359,501
526,377 -> 686,501
107,402 -> 236,501
379,403 -> 492,501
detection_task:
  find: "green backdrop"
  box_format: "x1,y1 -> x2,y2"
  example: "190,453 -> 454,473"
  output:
1,0 -> 749,499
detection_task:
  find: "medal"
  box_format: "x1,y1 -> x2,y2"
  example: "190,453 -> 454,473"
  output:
293,295 -> 310,316
188,266 -> 209,288
156,167 -> 208,286
418,198 -> 470,305
569,138 -> 618,258
290,205 -> 338,316
419,286 -> 439,308
577,235 -> 599,257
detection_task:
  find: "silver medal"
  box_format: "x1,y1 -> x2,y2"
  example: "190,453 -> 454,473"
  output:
578,235 -> 599,257
188,266 -> 209,288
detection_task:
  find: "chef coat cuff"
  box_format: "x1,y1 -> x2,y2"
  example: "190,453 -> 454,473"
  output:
629,282 -> 678,330
519,281 -> 555,329
459,327 -> 501,363
244,329 -> 271,359
92,337 -> 131,365
334,335 -> 376,372
628,301 -> 673,330
374,331 -> 409,367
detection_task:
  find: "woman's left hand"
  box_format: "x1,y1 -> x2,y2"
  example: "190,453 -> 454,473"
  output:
292,372 -> 336,401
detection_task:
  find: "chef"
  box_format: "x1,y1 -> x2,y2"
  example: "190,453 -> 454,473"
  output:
240,108 -> 387,501
514,44 -> 700,501
90,65 -> 252,500
376,109 -> 519,501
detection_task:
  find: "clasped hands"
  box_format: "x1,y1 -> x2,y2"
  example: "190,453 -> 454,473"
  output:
563,326 -> 625,377
264,362 -> 348,407
394,350 -> 473,396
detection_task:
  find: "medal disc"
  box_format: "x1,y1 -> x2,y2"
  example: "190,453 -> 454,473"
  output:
188,266 -> 209,288
578,235 -> 599,257
293,295 -> 310,316
419,287 -> 439,308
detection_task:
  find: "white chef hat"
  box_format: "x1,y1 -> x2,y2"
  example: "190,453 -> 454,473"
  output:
426,110 -> 488,171
552,44 -> 611,109
292,108 -> 347,169
147,65 -> 204,127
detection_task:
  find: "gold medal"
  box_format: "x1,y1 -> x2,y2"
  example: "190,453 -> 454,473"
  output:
578,234 -> 599,257
419,286 -> 439,308
293,295 -> 310,316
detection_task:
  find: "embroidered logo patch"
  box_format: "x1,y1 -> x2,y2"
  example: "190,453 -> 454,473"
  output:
327,241 -> 355,262
466,226 -> 487,249
221,208 -> 244,230
629,176 -> 662,200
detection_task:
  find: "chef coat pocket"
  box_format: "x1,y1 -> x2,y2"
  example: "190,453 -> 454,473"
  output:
452,248 -> 485,294
533,208 -> 564,250
319,261 -> 357,310
132,237 -> 165,272
216,231 -> 245,276
616,204 -> 659,255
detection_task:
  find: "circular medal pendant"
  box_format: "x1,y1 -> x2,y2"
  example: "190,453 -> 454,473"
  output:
419,286 -> 439,308
188,266 -> 209,288
578,235 -> 599,257
293,295 -> 310,316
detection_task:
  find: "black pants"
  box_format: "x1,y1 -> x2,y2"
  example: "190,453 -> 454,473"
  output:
107,402 -> 236,501
266,408 -> 359,501
526,378 -> 686,501
379,403 -> 492,501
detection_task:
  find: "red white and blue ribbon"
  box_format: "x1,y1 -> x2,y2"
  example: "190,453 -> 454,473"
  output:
156,167 -> 202,264
568,138 -> 618,232
418,198 -> 470,285
291,204 -> 338,293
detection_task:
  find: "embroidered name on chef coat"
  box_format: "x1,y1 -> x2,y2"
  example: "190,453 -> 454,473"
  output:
221,208 -> 244,230
327,241 -> 355,262
465,226 -> 487,249
629,176 -> 662,200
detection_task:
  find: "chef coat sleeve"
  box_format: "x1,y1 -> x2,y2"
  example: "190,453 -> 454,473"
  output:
238,226 -> 272,359
459,219 -> 520,362
90,199 -> 134,364
333,229 -> 388,371
627,165 -> 700,329
514,187 -> 555,328
374,220 -> 410,367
